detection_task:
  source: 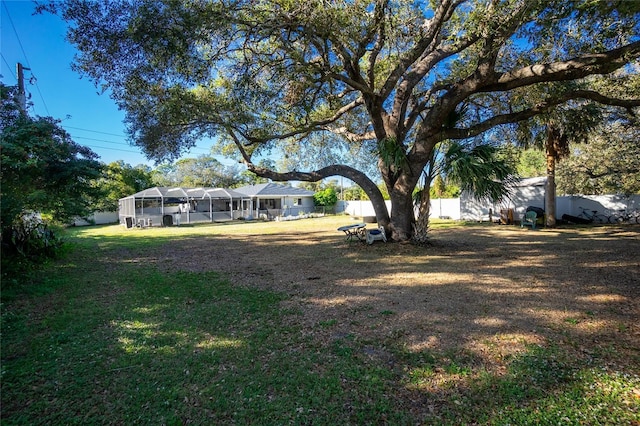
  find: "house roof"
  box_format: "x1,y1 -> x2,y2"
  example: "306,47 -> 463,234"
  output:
125,186 -> 245,200
233,182 -> 315,197
513,177 -> 546,187
191,187 -> 246,199
120,183 -> 315,202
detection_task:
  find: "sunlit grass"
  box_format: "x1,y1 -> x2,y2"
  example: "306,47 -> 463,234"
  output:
68,215 -> 342,238
67,215 -> 463,240
2,217 -> 638,424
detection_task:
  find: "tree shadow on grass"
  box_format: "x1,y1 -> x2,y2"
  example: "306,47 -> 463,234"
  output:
2,264 -> 415,424
116,223 -> 639,423
3,222 -> 638,424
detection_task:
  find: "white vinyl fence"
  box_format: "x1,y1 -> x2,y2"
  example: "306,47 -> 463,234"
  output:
337,199 -> 461,220
72,211 -> 119,226
337,194 -> 640,223
74,194 -> 639,227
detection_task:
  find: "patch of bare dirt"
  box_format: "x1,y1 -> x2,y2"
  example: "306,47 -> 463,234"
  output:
142,223 -> 640,371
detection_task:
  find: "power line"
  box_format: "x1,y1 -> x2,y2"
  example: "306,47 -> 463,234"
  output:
64,136 -> 142,154
63,125 -> 128,138
0,53 -> 17,80
83,145 -> 142,154
71,135 -> 214,161
2,2 -> 32,69
73,135 -> 133,147
68,129 -> 212,154
2,1 -> 50,116
26,73 -> 50,116
80,142 -> 215,158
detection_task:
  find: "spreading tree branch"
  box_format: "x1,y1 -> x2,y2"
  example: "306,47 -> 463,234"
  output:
242,98 -> 366,144
443,91 -> 640,140
483,41 -> 640,92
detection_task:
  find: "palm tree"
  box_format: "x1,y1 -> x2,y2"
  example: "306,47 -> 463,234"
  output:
412,141 -> 517,245
516,105 -> 600,227
511,71 -> 640,226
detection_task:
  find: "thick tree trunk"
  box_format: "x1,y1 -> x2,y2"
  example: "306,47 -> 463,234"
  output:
545,153 -> 557,227
389,190 -> 416,241
379,140 -> 435,242
545,125 -> 562,228
413,187 -> 431,245
387,169 -> 422,241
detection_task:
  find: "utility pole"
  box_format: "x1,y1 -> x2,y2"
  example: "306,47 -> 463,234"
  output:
16,62 -> 30,113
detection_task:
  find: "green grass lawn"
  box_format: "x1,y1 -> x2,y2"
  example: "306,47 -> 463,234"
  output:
2,217 -> 638,425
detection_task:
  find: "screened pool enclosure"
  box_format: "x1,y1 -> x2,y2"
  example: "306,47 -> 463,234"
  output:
118,187 -> 249,227
118,184 -> 317,227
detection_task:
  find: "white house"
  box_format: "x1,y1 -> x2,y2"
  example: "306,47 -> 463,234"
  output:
234,182 -> 316,219
118,186 -> 248,227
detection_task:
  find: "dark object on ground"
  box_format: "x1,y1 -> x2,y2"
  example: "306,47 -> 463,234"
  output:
526,206 -> 545,218
562,214 -> 590,225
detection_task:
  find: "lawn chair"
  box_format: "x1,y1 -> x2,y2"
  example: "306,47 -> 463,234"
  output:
521,210 -> 537,229
366,225 -> 387,244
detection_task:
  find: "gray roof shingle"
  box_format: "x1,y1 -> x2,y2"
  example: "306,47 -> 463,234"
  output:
233,182 -> 315,197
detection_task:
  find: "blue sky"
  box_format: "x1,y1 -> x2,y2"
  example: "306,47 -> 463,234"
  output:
1,0 -> 217,167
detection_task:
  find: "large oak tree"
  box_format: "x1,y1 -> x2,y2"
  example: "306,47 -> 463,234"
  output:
47,0 -> 640,240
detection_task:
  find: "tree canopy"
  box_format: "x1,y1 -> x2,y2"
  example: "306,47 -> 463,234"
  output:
1,84 -> 103,229
1,83 -> 103,263
313,187 -> 339,207
150,155 -> 247,188
91,161 -> 155,212
557,119 -> 640,196
47,0 -> 640,240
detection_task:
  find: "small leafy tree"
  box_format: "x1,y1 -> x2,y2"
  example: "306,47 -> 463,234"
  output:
92,161 -> 155,212
429,175 -> 460,199
233,159 -> 276,187
343,186 -> 368,201
313,188 -> 338,208
296,181 -> 324,193
150,155 -> 246,188
516,149 -> 547,178
412,142 -> 516,244
236,169 -> 269,187
1,83 -> 102,264
443,144 -> 517,202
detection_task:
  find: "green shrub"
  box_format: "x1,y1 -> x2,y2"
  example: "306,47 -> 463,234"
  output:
1,215 -> 64,279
